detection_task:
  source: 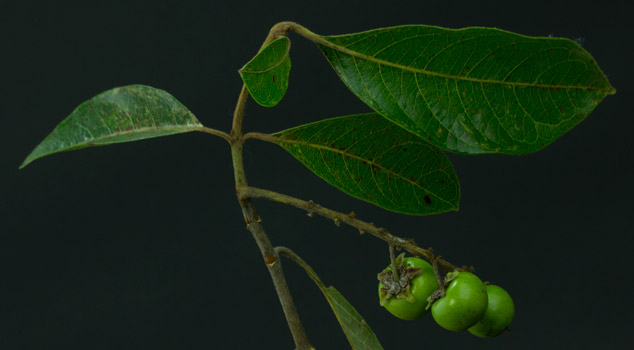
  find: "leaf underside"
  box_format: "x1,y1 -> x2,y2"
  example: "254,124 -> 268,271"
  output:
323,286 -> 384,350
239,36 -> 291,107
21,85 -> 203,169
274,113 -> 460,215
289,252 -> 384,350
317,25 -> 615,155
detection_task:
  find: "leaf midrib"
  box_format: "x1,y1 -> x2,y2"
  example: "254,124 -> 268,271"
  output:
240,38 -> 291,74
49,125 -> 204,147
317,35 -> 615,94
275,136 -> 456,208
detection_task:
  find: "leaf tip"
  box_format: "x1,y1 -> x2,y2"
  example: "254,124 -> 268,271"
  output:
608,86 -> 617,95
19,153 -> 37,170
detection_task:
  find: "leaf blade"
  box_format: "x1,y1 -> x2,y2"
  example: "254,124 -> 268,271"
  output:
239,36 -> 291,107
323,286 -> 384,350
21,85 -> 203,168
279,248 -> 384,350
317,25 -> 614,154
274,113 -> 460,215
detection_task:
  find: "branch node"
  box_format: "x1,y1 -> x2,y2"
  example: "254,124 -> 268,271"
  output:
264,254 -> 278,267
306,200 -> 316,217
333,217 -> 342,227
348,211 -> 357,219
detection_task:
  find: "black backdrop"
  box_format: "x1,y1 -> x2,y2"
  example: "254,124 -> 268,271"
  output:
2,0 -> 633,349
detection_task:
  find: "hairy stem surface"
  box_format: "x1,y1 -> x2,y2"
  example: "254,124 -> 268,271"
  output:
240,186 -> 469,273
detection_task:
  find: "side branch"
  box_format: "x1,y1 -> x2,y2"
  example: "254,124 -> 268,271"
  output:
197,126 -> 233,144
243,132 -> 279,143
240,186 -> 468,273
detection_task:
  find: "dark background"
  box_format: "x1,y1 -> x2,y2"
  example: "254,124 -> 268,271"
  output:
2,0 -> 632,349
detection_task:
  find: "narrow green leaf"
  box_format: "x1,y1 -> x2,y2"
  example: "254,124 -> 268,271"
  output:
279,247 -> 384,350
323,286 -> 384,350
239,36 -> 291,107
274,113 -> 460,215
21,85 -> 203,168
316,25 -> 615,154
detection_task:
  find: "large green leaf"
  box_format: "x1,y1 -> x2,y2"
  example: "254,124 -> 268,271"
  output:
239,36 -> 291,107
21,85 -> 203,168
316,25 -> 615,155
274,113 -> 460,215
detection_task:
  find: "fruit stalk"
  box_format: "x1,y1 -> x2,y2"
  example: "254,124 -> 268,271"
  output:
388,243 -> 400,282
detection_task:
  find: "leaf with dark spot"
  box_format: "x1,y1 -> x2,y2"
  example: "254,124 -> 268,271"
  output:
274,113 -> 460,215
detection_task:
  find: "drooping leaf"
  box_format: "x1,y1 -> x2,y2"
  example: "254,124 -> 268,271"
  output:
239,36 -> 291,107
274,113 -> 459,215
21,85 -> 203,168
323,286 -> 384,350
316,25 -> 615,155
277,247 -> 384,350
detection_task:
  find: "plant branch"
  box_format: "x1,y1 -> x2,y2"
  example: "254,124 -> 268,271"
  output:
196,126 -> 232,144
264,21 -> 324,46
229,26 -> 313,348
275,246 -> 325,289
230,85 -> 250,140
243,131 -> 279,143
231,139 -> 314,350
239,186 -> 470,273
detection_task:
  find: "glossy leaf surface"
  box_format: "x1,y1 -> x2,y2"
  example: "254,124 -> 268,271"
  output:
239,36 -> 291,107
274,113 -> 459,215
317,25 -> 615,154
21,85 -> 202,168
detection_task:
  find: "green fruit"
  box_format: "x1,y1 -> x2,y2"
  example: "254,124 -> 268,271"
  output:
378,256 -> 438,320
431,271 -> 488,331
468,284 -> 515,337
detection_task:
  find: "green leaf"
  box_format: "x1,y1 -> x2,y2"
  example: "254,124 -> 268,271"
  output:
274,113 -> 459,215
323,286 -> 384,350
316,25 -> 615,155
239,36 -> 291,107
21,85 -> 203,169
278,247 -> 384,350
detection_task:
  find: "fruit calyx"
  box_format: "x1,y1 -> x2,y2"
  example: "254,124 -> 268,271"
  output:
426,270 -> 460,308
378,254 -> 423,306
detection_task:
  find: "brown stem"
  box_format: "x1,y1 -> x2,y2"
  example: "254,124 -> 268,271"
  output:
230,85 -> 249,140
275,246 -> 325,289
388,244 -> 400,282
432,257 -> 445,293
197,126 -> 233,144
230,136 -> 313,350
229,26 -> 313,347
239,186 -> 465,272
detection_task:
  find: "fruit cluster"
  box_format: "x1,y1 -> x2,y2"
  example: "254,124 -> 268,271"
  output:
378,256 -> 514,338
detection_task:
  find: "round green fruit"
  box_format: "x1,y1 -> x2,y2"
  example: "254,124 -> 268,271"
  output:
431,271 -> 488,331
468,284 -> 515,337
378,257 -> 438,320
